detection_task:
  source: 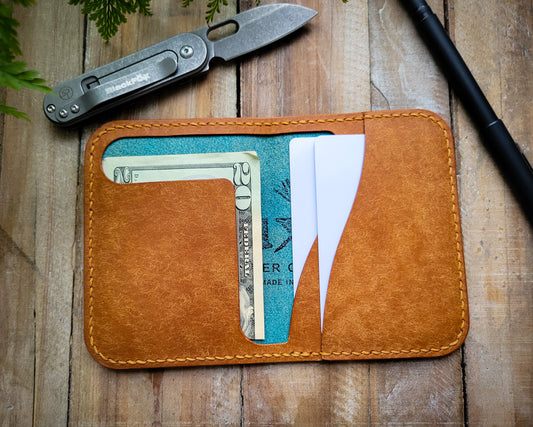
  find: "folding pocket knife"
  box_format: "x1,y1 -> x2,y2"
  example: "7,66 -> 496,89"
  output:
43,4 -> 317,126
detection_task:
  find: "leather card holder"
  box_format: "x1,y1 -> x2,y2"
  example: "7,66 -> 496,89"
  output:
84,110 -> 468,369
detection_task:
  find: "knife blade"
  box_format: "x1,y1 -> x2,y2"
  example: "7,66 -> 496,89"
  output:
43,4 -> 317,126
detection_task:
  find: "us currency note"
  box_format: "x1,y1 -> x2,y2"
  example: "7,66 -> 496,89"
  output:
102,151 -> 265,340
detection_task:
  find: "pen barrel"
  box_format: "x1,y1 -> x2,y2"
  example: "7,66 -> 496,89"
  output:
401,0 -> 533,223
482,120 -> 533,221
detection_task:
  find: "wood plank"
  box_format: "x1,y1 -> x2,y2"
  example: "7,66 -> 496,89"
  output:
0,229 -> 36,425
0,1 -> 84,424
240,0 -> 372,424
366,0 -> 464,423
369,0 -> 450,118
450,0 -> 533,424
243,363 -> 371,424
68,1 -> 243,424
241,0 -> 370,117
369,357 -> 464,423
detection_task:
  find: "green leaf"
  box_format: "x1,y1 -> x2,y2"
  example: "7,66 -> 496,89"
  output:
0,0 -> 50,121
0,102 -> 30,121
70,0 -> 152,41
0,60 -> 50,92
205,0 -> 228,23
0,59 -> 26,74
0,3 -> 21,60
10,0 -> 35,7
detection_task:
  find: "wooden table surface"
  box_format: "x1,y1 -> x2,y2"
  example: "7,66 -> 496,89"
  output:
1,0 -> 531,425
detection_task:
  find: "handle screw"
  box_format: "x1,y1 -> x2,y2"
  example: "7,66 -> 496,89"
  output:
59,109 -> 68,118
46,104 -> 56,114
180,46 -> 194,59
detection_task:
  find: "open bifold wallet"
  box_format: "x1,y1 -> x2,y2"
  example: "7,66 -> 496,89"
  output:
84,110 -> 468,369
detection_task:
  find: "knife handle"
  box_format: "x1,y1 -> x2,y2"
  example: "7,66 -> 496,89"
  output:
43,33 -> 208,126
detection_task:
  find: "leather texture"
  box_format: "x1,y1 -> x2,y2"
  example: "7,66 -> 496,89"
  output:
84,110 -> 468,369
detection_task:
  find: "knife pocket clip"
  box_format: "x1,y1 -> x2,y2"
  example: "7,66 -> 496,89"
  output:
47,51 -> 178,125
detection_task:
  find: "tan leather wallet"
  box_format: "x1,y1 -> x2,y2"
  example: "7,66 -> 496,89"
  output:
84,110 -> 468,369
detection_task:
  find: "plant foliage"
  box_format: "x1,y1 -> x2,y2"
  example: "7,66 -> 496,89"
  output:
69,0 -> 152,41
0,0 -> 51,121
184,0 -> 230,23
73,0 -> 264,41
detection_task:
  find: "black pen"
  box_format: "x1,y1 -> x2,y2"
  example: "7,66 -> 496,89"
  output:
399,0 -> 533,223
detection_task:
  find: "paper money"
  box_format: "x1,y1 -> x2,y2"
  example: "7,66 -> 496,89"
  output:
102,151 -> 265,340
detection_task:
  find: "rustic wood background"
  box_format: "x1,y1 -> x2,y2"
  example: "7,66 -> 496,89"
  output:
1,0 -> 531,425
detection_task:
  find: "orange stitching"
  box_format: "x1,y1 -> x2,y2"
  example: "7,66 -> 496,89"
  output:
87,112 -> 466,365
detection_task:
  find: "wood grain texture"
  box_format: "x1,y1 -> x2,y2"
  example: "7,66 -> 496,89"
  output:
0,1 -> 83,425
449,0 -> 533,424
369,0 -> 450,118
0,228 -> 36,425
240,0 -> 370,116
243,363 -> 371,425
0,0 -> 531,425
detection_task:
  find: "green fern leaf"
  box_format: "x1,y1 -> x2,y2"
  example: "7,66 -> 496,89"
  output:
0,0 -> 50,121
0,60 -> 51,92
205,0 -> 228,23
0,102 -> 30,121
0,3 -> 22,60
69,0 -> 153,41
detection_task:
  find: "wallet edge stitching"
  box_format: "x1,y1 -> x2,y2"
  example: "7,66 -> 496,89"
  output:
86,111 -> 466,366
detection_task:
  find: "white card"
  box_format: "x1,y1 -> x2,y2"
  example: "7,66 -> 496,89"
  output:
289,138 -> 318,297
290,134 -> 365,330
314,135 -> 365,329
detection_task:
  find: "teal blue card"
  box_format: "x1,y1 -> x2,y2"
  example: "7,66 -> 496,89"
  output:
103,133 -> 323,344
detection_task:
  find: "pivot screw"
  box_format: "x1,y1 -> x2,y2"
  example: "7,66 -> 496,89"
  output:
180,45 -> 194,59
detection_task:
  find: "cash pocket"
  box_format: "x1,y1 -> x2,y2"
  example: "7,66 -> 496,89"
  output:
100,133 -> 327,345
85,176 -> 251,366
88,145 -> 321,368
100,151 -> 266,342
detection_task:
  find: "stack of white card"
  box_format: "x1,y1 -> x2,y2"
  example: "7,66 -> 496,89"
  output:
290,134 -> 365,330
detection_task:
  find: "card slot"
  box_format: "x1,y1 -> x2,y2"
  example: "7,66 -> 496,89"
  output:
321,114 -> 468,360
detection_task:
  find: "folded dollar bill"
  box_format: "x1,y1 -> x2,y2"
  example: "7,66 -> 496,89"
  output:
102,151 -> 265,340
